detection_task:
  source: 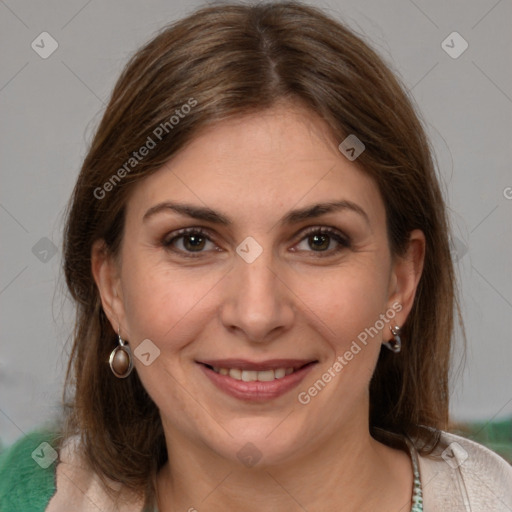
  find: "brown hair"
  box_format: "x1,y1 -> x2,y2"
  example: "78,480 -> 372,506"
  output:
61,1 -> 461,507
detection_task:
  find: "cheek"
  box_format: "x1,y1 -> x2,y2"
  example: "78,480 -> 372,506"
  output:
119,250 -> 221,348
293,260 -> 390,347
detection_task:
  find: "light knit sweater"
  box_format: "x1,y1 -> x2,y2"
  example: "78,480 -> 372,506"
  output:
1,429 -> 511,511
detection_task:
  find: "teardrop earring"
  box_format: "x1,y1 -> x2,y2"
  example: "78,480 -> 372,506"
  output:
109,328 -> 134,378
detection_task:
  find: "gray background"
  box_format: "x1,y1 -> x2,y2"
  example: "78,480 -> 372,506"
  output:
1,0 -> 511,446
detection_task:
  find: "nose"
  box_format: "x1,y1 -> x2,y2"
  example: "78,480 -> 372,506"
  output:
219,249 -> 295,344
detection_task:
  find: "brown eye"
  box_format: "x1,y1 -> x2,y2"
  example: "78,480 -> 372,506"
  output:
162,228 -> 216,256
294,227 -> 351,255
308,233 -> 331,251
182,233 -> 206,251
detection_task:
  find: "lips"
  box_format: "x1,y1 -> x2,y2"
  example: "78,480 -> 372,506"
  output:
197,358 -> 317,401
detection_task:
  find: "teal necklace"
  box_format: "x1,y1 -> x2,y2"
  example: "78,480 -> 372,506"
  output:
405,437 -> 424,512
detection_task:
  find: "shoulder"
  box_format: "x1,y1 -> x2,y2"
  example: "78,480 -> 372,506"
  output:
417,430 -> 512,512
0,429 -> 146,512
44,432 -> 146,512
0,430 -> 60,512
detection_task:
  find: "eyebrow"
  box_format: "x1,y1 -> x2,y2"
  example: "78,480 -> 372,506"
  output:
142,199 -> 370,227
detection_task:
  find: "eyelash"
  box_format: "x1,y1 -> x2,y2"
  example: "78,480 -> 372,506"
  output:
161,226 -> 351,258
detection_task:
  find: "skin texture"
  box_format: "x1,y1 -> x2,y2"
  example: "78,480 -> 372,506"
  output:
92,102 -> 425,511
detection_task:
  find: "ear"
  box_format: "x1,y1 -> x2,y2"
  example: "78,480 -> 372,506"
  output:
91,239 -> 127,335
386,229 -> 425,336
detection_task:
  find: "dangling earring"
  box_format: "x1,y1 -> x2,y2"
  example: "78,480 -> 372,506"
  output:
384,325 -> 402,353
109,328 -> 134,378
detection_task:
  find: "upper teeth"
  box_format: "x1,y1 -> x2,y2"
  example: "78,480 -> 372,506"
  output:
212,367 -> 295,381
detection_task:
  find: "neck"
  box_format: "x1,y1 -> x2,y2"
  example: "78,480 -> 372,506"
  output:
155,421 -> 413,512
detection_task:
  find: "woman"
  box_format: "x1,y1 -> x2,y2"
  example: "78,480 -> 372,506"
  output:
1,2 -> 510,511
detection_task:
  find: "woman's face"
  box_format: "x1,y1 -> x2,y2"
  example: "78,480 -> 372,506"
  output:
94,102 -> 423,467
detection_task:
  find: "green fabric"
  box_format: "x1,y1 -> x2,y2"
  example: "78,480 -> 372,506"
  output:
0,430 -> 59,512
452,417 -> 512,464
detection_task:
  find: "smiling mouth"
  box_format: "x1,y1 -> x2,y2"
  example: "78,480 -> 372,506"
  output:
205,365 -> 300,382
198,359 -> 317,385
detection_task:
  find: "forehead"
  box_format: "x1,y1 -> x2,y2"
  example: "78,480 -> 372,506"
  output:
125,104 -> 385,230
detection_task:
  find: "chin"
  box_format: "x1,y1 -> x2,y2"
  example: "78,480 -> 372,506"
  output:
208,419 -> 308,468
